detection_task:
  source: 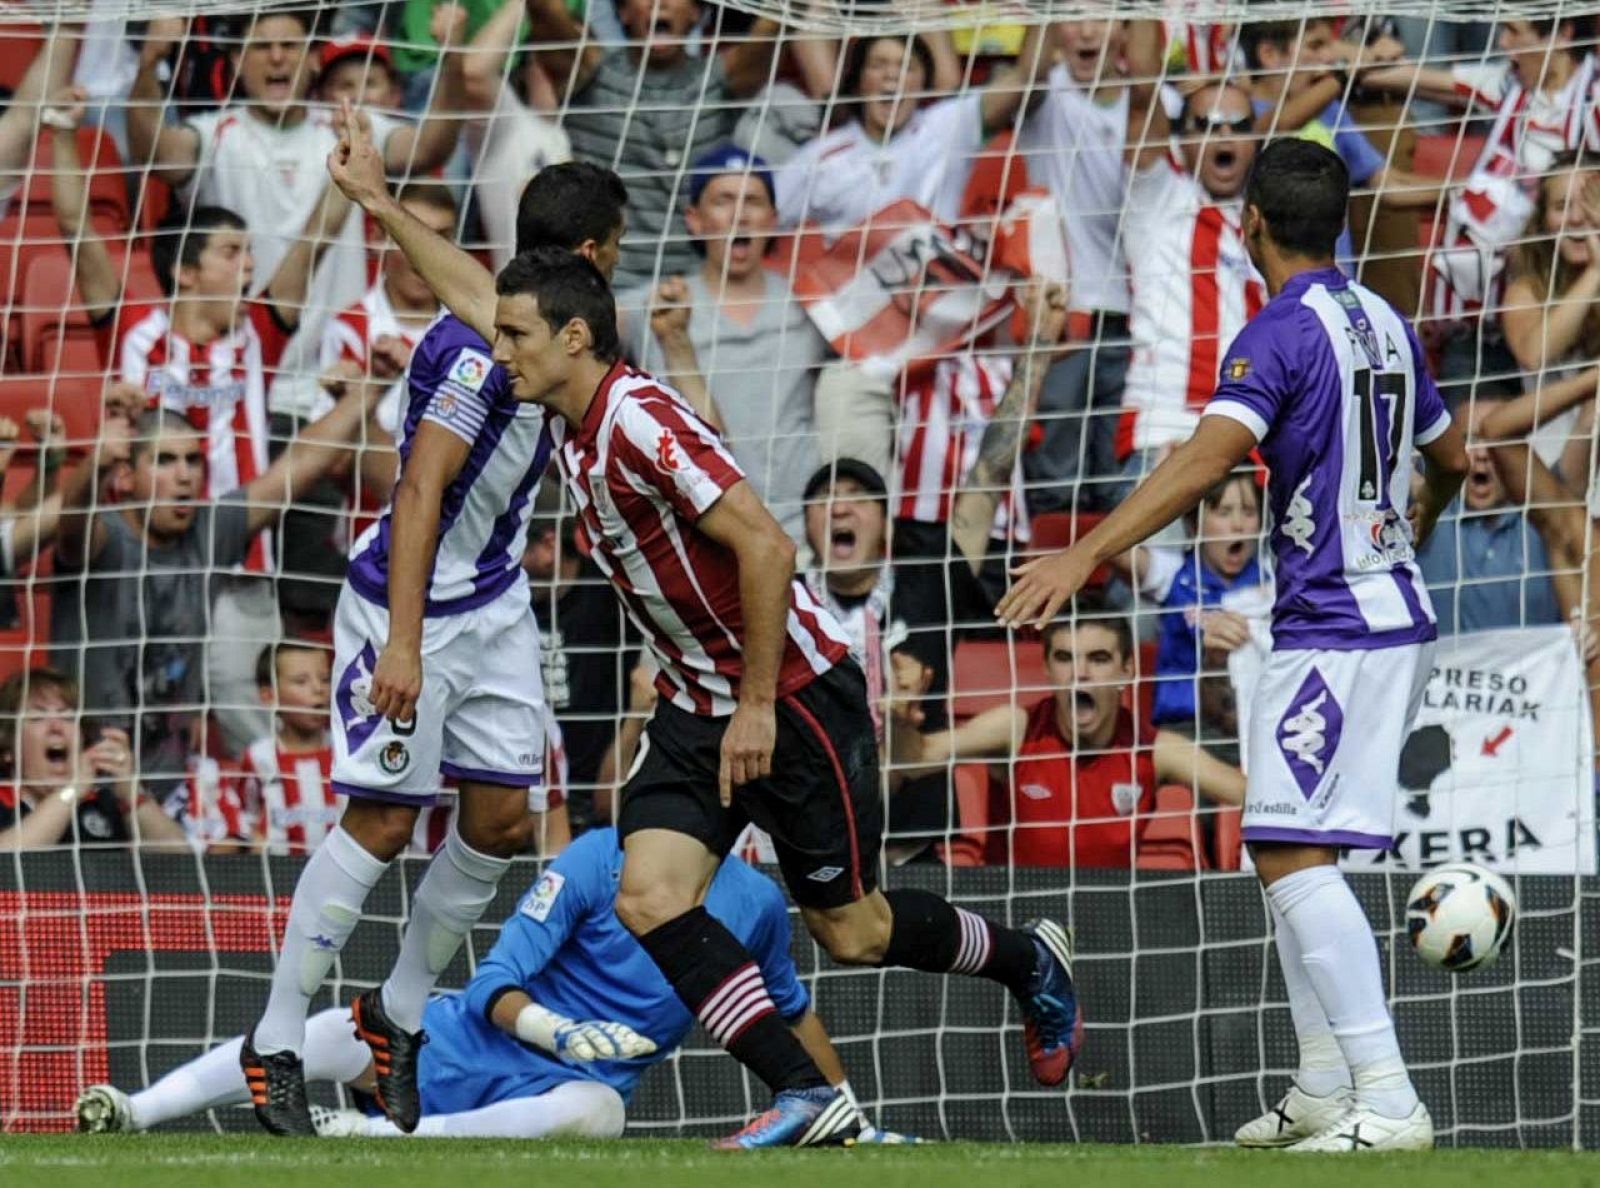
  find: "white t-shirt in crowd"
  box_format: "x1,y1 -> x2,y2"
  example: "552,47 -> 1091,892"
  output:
467,86 -> 573,272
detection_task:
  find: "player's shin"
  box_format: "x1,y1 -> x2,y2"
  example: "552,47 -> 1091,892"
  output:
877,888 -> 1036,994
255,826 -> 390,1054
382,822 -> 513,1032
1267,864 -> 1419,1119
637,905 -> 827,1092
1269,901 -> 1351,1097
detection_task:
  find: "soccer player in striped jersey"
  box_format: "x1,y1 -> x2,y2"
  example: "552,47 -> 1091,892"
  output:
78,828 -> 909,1143
486,247 -> 1080,1150
242,109 -> 629,1139
1000,139 -> 1471,1153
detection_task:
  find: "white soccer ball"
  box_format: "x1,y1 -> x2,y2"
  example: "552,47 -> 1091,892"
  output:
1405,862 -> 1517,972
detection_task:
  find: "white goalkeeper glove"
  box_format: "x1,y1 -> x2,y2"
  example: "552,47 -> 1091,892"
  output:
514,1002 -> 657,1062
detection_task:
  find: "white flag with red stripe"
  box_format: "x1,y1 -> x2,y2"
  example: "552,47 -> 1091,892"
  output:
790,192 -> 1071,382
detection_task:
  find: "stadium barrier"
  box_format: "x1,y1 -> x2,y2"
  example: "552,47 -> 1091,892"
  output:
1,850 -> 1588,1145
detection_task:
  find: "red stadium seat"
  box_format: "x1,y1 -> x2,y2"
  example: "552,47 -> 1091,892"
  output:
1212,807 -> 1242,871
936,763 -> 995,868
20,250 -> 160,376
1136,783 -> 1208,871
17,127 -> 130,234
950,637 -> 1052,719
0,25 -> 42,95
0,373 -> 103,452
1028,512 -> 1111,586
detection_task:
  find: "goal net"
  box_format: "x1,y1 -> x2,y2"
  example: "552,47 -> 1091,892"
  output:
0,0 -> 1597,1147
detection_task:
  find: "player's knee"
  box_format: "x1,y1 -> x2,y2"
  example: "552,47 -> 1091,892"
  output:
613,885 -> 694,937
339,798 -> 420,859
571,1084 -> 627,1139
456,787 -> 535,857
811,916 -> 890,966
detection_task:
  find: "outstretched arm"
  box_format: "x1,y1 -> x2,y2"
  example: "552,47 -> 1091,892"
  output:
126,17 -> 202,187
997,415 -> 1258,628
0,27 -> 78,181
384,3 -> 470,174
1152,728 -> 1245,807
240,384 -> 381,536
48,87 -> 121,322
327,100 -> 496,339
723,17 -> 784,100
1123,20 -> 1171,173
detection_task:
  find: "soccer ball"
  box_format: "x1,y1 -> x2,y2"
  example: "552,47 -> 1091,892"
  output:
1405,862 -> 1517,972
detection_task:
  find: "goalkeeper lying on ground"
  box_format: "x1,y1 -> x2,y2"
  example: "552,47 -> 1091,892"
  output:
75,827 -> 886,1141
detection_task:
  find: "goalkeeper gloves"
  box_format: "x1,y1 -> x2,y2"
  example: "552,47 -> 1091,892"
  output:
513,1002 -> 658,1062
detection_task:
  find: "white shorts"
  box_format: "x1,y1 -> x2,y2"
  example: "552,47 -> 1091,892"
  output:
331,585 -> 546,803
1242,642 -> 1434,850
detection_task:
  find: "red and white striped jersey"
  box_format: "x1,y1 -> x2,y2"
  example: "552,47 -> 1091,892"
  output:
895,353 -> 1029,543
1162,19 -> 1239,75
554,361 -> 851,716
240,735 -> 342,856
319,283 -> 430,542
181,756 -> 250,847
1428,56 -> 1600,321
319,281 -> 430,436
105,300 -> 291,572
1118,155 -> 1264,457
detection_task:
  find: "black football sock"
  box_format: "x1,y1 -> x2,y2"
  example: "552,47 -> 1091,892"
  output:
637,905 -> 826,1093
880,888 -> 1038,997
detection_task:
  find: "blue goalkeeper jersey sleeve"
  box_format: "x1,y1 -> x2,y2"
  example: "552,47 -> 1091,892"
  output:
428,827 -> 809,1104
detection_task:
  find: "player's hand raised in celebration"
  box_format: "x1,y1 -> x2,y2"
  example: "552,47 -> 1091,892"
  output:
995,545 -> 1099,631
370,642 -> 423,726
553,1018 -> 658,1062
327,98 -> 388,212
720,700 -> 775,806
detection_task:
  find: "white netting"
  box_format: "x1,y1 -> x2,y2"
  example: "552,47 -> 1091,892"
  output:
0,0 -> 1596,1148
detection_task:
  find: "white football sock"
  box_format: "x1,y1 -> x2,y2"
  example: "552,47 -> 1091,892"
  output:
380,823 -> 511,1033
1268,864 -> 1419,1119
1269,901 -> 1351,1097
358,1080 -> 625,1139
128,1007 -> 374,1129
254,826 -> 389,1055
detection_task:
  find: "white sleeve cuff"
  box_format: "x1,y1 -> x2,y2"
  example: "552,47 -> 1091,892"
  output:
1414,409 -> 1452,447
1202,401 -> 1269,442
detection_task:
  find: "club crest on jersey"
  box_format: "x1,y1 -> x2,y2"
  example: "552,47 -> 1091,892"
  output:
1227,357 -> 1251,380
1110,782 -> 1142,817
521,870 -> 566,922
449,349 -> 491,392
656,428 -> 682,473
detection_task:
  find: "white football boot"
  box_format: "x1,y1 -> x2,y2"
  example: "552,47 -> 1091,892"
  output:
1234,1084 -> 1354,1148
310,1105 -> 370,1137
1289,1102 -> 1435,1153
74,1085 -> 134,1133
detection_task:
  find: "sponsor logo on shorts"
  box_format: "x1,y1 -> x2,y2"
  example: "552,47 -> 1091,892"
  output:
378,740 -> 410,774
806,866 -> 844,883
521,871 -> 566,922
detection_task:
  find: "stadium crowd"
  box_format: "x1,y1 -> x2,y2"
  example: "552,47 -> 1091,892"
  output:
0,5 -> 1594,871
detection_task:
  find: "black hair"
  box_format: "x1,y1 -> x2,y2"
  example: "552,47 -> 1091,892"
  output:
1042,589 -> 1134,663
1238,18 -> 1336,70
495,246 -> 621,364
152,206 -> 248,297
1244,137 -> 1349,259
254,640 -> 330,689
839,34 -> 937,109
1524,15 -> 1594,42
515,161 -> 628,258
236,7 -> 321,41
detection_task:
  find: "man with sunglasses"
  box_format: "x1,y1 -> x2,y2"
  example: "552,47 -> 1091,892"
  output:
1113,23 -> 1267,504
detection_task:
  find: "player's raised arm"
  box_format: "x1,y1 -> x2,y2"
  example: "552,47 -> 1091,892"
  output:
696,479 -> 796,803
996,415 -> 1258,629
327,100 -> 497,340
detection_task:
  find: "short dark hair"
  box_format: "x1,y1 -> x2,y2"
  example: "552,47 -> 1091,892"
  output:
130,409 -> 202,465
495,246 -> 621,363
395,180 -> 458,220
238,7 -> 320,41
152,206 -> 249,297
1041,590 -> 1134,663
1245,138 -> 1349,259
515,162 -> 628,258
1238,18 -> 1336,70
254,640 -> 330,690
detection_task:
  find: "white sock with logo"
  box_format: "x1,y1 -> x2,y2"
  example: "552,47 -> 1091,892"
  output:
255,826 -> 389,1055
381,822 -> 512,1033
1269,901 -> 1351,1098
1267,864 -> 1419,1120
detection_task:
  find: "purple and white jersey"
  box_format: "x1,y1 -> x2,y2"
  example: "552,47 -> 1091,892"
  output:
347,314 -> 552,617
1202,267 -> 1453,651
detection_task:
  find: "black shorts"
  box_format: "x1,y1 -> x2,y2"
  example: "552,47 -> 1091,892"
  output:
617,661 -> 883,909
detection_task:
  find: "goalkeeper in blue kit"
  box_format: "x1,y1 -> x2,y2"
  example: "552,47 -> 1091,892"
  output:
75,828 -> 893,1141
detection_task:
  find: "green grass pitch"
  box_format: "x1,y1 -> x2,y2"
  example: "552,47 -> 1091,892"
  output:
3,1136 -> 1599,1188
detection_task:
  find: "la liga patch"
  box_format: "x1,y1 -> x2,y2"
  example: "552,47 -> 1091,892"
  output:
448,349 -> 492,392
521,870 -> 566,923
